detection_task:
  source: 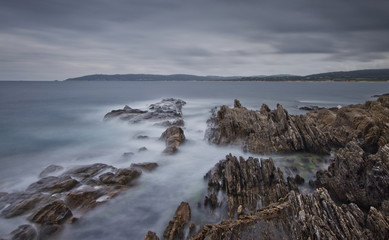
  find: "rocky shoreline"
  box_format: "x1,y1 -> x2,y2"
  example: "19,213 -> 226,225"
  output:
1,97 -> 388,240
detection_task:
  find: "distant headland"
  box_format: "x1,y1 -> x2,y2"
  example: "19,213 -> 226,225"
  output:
65,68 -> 389,82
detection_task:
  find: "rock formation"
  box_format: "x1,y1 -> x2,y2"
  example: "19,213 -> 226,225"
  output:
163,202 -> 192,240
160,126 -> 186,154
206,97 -> 389,154
104,98 -> 186,126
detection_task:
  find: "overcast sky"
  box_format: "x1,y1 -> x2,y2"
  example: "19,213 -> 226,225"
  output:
1,0 -> 389,80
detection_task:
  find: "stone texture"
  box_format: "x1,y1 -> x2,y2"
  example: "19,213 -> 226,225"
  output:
29,200 -> 72,225
104,98 -> 186,126
130,162 -> 159,171
144,231 -> 160,240
164,202 -> 191,240
160,126 -> 186,154
10,225 -> 37,240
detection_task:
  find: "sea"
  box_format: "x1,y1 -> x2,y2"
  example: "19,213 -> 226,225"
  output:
0,81 -> 388,239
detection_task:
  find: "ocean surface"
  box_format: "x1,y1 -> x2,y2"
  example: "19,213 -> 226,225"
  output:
0,81 -> 388,239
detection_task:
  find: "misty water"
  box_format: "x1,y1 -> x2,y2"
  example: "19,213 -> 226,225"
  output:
0,81 -> 388,239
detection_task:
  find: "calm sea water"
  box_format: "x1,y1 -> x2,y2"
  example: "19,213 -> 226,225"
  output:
0,81 -> 388,239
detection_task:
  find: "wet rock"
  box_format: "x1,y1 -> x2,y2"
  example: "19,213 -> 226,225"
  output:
39,224 -> 62,239
164,202 -> 191,240
206,96 -> 389,154
294,174 -> 305,185
144,231 -> 160,240
316,142 -> 389,210
160,126 -> 186,154
298,105 -> 325,111
204,155 -> 296,218
138,147 -> 148,152
26,176 -> 79,194
122,152 -> 135,158
29,200 -> 72,225
10,225 -> 37,240
39,165 -> 63,178
65,189 -> 104,210
64,163 -> 111,181
104,98 -> 186,126
99,168 -> 141,186
130,162 -> 158,171
192,188 -> 389,240
137,135 -> 149,139
1,193 -> 55,218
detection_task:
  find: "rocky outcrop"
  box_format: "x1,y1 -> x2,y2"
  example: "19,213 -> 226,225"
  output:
316,141 -> 389,211
104,98 -> 186,126
160,126 -> 186,154
206,97 -> 389,154
204,155 -> 297,218
192,188 -> 389,240
163,202 -> 191,240
1,163 -> 143,239
144,231 -> 160,240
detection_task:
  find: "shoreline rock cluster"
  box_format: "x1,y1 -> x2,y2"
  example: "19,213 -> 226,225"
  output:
145,96 -> 389,240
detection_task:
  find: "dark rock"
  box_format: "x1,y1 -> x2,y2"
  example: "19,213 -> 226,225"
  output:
104,98 -> 186,126
206,96 -> 389,154
316,142 -> 389,210
138,147 -> 148,152
26,176 -> 79,194
192,188 -> 389,240
122,152 -> 135,158
144,231 -> 160,240
299,105 -> 325,111
137,135 -> 149,139
29,200 -> 72,225
39,165 -> 63,178
163,202 -> 191,240
160,126 -> 186,154
64,163 -> 111,180
130,162 -> 158,171
38,224 -> 62,239
204,155 -> 296,218
10,225 -> 37,240
294,174 -> 305,185
1,193 -> 55,218
99,168 -> 141,186
65,189 -> 104,210
372,93 -> 389,97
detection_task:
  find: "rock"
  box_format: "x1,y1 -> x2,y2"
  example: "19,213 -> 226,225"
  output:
26,176 -> 79,194
160,126 -> 186,154
137,135 -> 149,139
122,152 -> 135,158
138,147 -> 148,152
39,165 -> 63,178
65,189 -> 104,210
206,96 -> 389,154
163,202 -> 191,240
64,163 -> 111,181
29,200 -> 72,225
99,168 -> 142,186
104,98 -> 186,126
130,162 -> 158,171
372,93 -> 389,97
144,231 -> 160,240
192,188 -> 389,240
38,224 -> 62,239
298,105 -> 325,111
316,142 -> 389,210
1,193 -> 55,218
10,225 -> 37,240
203,155 -> 297,218
294,174 -> 305,185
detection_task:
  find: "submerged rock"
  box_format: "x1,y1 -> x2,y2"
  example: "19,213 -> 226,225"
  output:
160,126 -> 186,154
164,202 -> 191,240
130,162 -> 159,171
104,98 -> 186,126
206,96 -> 389,154
39,165 -> 63,178
10,225 -> 37,240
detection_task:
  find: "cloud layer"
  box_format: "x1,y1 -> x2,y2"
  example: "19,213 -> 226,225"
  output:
1,0 -> 389,80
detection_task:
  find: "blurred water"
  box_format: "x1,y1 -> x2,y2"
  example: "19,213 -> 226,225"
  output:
0,81 -> 388,239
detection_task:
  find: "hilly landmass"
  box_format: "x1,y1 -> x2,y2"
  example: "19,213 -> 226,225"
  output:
65,68 -> 389,82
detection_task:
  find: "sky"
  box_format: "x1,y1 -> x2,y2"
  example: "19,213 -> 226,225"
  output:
1,0 -> 389,80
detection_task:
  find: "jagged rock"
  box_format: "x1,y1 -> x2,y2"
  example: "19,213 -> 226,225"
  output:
160,126 -> 186,154
204,155 -> 297,218
144,231 -> 160,240
29,200 -> 72,225
26,176 -> 79,194
65,189 -> 104,210
192,188 -> 389,240
130,162 -> 158,171
316,142 -> 389,210
39,165 -> 63,178
104,98 -> 186,126
206,96 -> 389,154
64,163 -> 111,181
10,225 -> 37,240
1,193 -> 55,218
99,168 -> 141,186
164,202 -> 191,240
